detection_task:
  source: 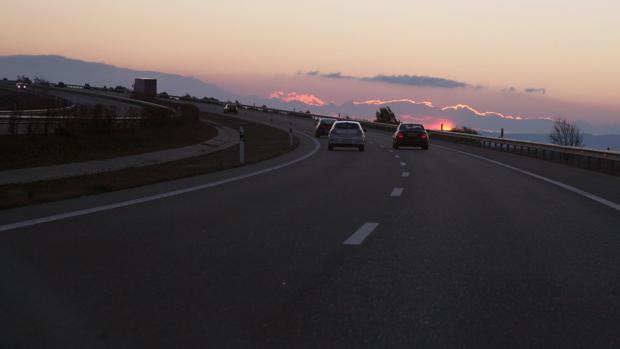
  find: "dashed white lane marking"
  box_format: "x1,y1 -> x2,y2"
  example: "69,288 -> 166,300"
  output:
434,144 -> 620,212
402,171 -> 410,177
379,145 -> 385,148
400,162 -> 407,166
0,132 -> 322,233
343,223 -> 380,245
391,187 -> 404,197
394,155 -> 401,158
389,150 -> 394,153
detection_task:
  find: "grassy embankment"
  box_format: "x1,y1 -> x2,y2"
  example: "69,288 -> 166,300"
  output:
0,122 -> 217,170
0,112 -> 299,209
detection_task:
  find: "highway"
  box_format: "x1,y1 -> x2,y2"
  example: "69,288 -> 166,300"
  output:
1,102 -> 619,348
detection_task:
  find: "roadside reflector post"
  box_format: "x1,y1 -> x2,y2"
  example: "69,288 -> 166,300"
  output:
500,128 -> 504,138
289,124 -> 293,146
239,126 -> 245,164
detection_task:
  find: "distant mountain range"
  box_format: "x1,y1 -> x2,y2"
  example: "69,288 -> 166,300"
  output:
0,55 -> 234,100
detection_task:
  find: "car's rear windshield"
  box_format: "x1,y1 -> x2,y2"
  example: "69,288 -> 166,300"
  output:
334,122 -> 360,129
320,119 -> 336,125
399,124 -> 424,131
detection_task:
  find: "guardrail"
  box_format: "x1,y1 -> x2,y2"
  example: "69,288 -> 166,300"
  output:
428,130 -> 620,175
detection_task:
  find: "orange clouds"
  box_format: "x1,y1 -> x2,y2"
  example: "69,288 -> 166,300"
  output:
268,91 -> 327,106
353,99 -> 434,107
441,104 -> 523,120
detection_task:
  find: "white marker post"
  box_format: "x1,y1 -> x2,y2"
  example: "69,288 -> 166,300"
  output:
239,126 -> 245,164
289,126 -> 293,146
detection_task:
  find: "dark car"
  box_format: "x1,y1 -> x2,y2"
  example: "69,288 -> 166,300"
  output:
393,123 -> 429,150
315,118 -> 336,137
223,104 -> 238,113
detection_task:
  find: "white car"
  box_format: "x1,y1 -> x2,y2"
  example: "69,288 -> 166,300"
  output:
328,121 -> 366,152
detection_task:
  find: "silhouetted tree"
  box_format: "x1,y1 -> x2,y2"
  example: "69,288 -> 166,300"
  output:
549,118 -> 583,147
375,106 -> 399,124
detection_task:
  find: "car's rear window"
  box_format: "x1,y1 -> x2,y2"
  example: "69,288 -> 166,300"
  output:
334,122 -> 360,129
399,124 -> 424,131
320,119 -> 336,125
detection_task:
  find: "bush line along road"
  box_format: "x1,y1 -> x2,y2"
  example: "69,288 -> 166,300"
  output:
1,91 -> 620,348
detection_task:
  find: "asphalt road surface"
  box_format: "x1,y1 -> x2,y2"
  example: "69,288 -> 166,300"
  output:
1,102 -> 619,348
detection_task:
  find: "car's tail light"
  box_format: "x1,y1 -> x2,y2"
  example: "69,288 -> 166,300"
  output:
397,132 -> 405,139
420,133 -> 428,139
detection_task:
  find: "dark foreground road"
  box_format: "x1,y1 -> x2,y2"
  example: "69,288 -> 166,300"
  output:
1,104 -> 619,348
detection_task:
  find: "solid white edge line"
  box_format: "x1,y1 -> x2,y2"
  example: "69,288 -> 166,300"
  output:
434,144 -> 620,212
391,188 -> 404,197
0,131 -> 322,233
343,222 -> 380,245
402,172 -> 410,177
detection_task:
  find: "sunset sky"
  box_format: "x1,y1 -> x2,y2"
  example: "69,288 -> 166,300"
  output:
2,0 -> 619,125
